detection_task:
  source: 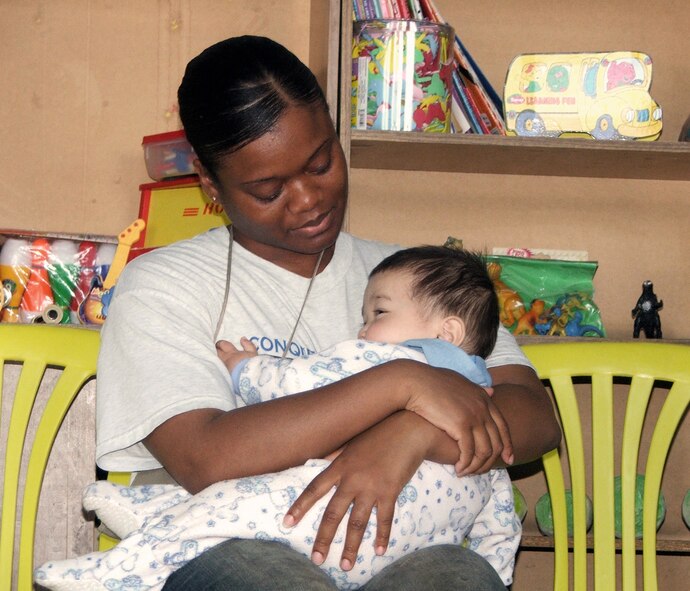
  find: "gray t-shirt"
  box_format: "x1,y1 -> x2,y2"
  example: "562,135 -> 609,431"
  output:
96,228 -> 529,472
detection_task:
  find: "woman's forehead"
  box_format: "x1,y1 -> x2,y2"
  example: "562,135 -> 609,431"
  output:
219,106 -> 334,181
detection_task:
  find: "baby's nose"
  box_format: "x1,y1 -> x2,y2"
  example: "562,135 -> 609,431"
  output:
357,326 -> 366,339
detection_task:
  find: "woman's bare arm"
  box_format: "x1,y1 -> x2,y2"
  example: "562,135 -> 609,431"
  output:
144,359 -> 488,493
488,363 -> 561,466
283,363 -> 560,568
143,358 -> 534,494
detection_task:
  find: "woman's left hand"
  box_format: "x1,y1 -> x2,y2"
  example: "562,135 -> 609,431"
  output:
283,411 -> 429,572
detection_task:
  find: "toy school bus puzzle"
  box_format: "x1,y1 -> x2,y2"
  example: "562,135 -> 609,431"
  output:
503,51 -> 662,140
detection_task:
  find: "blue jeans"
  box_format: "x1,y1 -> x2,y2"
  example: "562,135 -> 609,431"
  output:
162,539 -> 507,590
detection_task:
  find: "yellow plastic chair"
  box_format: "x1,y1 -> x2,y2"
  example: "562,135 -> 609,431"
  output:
522,341 -> 690,591
98,470 -> 130,551
0,324 -> 99,591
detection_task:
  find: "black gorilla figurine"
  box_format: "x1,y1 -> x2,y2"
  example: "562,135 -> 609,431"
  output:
632,280 -> 663,338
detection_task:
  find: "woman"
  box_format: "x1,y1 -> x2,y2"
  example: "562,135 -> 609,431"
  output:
97,36 -> 560,590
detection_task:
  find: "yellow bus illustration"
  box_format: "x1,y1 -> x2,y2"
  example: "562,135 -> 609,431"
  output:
504,51 -> 662,140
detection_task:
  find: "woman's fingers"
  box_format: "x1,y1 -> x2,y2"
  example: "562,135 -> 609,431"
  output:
454,403 -> 513,476
284,415 -> 423,569
282,470 -> 330,528
284,469 -> 382,570
373,498 -> 395,556
332,494 -> 374,570
310,490 -> 358,567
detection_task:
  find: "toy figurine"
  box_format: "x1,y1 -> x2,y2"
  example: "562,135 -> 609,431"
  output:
632,280 -> 663,338
0,238 -> 31,323
487,262 -> 526,328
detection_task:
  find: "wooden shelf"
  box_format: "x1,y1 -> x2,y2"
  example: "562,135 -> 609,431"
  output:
349,131 -> 690,180
514,336 -> 690,346
521,534 -> 690,553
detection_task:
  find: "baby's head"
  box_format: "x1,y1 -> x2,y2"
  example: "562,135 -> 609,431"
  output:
359,246 -> 499,358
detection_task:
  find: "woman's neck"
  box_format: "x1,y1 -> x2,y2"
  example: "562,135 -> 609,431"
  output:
233,234 -> 335,278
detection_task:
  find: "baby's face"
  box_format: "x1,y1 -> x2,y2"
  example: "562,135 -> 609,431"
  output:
359,270 -> 442,344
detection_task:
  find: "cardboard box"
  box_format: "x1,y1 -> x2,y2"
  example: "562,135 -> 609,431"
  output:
133,177 -> 230,258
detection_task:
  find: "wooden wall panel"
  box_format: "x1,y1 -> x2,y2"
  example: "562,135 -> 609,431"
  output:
0,0 -> 312,236
348,169 -> 690,340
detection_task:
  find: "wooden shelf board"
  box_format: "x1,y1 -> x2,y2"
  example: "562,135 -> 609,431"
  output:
520,534 -> 690,553
514,336 -> 690,346
350,131 -> 690,181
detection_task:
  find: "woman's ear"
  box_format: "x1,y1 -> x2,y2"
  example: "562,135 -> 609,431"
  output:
439,316 -> 466,347
195,158 -> 221,204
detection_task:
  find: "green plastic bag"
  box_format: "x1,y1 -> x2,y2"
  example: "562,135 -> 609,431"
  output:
614,474 -> 666,538
535,489 -> 593,537
485,255 -> 606,337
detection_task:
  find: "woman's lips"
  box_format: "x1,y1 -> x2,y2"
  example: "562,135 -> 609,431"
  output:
293,210 -> 333,237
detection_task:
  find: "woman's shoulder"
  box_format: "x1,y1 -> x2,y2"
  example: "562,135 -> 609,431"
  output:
122,227 -> 229,283
339,232 -> 400,267
126,228 -> 228,273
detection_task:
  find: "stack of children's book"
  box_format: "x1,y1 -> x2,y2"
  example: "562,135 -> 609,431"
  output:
352,0 -> 505,134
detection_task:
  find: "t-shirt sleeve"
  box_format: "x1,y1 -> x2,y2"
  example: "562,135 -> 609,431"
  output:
96,250 -> 236,473
485,325 -> 533,370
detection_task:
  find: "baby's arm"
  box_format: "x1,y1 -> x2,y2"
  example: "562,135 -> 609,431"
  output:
216,337 -> 257,372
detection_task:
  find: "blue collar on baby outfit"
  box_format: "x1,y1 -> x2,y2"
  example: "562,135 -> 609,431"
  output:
401,339 -> 492,387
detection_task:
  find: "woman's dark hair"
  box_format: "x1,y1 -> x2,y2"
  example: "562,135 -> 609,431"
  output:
370,246 -> 500,358
178,36 -> 328,176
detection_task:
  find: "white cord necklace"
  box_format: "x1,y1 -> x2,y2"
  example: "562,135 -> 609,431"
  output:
213,225 -> 324,359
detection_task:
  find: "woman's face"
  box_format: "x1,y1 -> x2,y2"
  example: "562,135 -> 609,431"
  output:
198,105 -> 348,274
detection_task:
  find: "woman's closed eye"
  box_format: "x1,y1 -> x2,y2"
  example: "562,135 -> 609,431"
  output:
306,154 -> 332,175
253,189 -> 282,202
248,180 -> 284,202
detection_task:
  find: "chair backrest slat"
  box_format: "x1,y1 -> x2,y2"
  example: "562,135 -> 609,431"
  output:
0,325 -> 99,591
523,341 -> 690,591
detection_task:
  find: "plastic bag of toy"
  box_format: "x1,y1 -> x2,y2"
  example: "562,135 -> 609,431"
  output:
485,254 -> 606,337
0,220 -> 144,325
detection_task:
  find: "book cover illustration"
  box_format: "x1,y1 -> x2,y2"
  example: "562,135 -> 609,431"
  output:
504,51 -> 662,140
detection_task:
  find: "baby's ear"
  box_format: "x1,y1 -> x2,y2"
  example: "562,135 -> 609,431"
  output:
440,316 -> 466,346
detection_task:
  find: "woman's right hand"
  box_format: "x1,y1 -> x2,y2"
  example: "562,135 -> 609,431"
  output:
402,365 -> 512,476
283,411 -> 430,572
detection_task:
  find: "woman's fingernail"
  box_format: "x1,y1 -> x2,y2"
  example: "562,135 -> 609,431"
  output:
340,558 -> 352,571
282,514 -> 295,527
312,551 -> 324,565
375,545 -> 386,556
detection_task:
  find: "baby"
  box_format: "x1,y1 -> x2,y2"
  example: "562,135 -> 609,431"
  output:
35,246 -> 521,591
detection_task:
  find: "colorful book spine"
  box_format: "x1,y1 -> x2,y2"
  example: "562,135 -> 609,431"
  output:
396,0 -> 411,19
350,0 -> 503,134
455,34 -> 504,113
362,0 -> 377,19
407,0 -> 424,19
372,0 -> 383,18
419,0 -> 506,134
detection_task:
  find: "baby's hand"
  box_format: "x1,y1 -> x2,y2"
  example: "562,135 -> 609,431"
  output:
216,337 -> 258,371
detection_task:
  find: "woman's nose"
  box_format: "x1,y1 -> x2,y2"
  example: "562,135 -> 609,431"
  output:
288,176 -> 321,212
